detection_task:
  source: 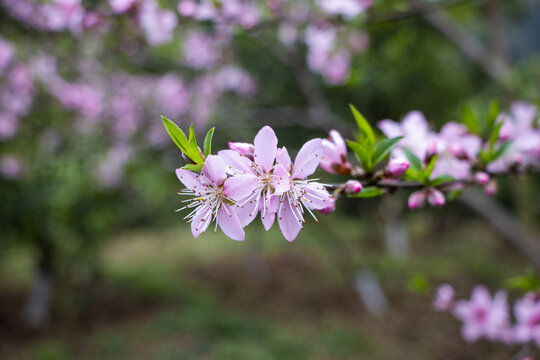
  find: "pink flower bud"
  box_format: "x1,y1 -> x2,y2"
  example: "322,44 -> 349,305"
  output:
427,189 -> 445,207
228,142 -> 254,156
485,180 -> 498,196
408,191 -> 425,209
317,197 -> 336,215
434,284 -> 455,311
385,159 -> 409,178
473,172 -> 490,185
344,180 -> 362,194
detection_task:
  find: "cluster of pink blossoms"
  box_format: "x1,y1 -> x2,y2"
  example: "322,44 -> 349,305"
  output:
435,284 -> 540,348
176,126 -> 333,241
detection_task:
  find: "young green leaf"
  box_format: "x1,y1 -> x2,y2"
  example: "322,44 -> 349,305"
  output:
487,100 -> 500,131
346,140 -> 372,170
424,154 -> 438,179
348,186 -> 384,198
488,122 -> 503,151
349,104 -> 375,146
187,124 -> 204,163
430,174 -> 456,186
203,127 -> 215,156
371,136 -> 403,167
492,141 -> 512,161
403,149 -> 423,174
182,163 -> 204,172
162,116 -> 189,153
461,106 -> 479,134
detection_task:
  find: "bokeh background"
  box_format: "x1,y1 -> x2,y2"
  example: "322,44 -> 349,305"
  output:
1,0 -> 540,359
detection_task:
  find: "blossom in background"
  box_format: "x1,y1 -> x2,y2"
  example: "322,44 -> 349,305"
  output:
488,102 -> 540,173
109,0 -> 138,14
513,293 -> 540,346
139,0 -> 178,46
434,284 -> 455,311
384,159 -> 409,178
344,180 -> 362,194
317,0 -> 372,18
431,122 -> 482,180
0,36 -> 14,74
407,191 -> 425,209
154,74 -> 190,118
426,188 -> 445,207
0,154 -> 23,180
320,129 -> 352,174
176,155 -> 259,241
452,286 -> 510,342
183,30 -> 219,69
378,111 -> 436,162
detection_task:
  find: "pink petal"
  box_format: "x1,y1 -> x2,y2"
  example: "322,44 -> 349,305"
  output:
462,323 -> 483,342
278,196 -> 302,242
176,168 -> 205,194
201,154 -> 227,185
218,149 -> 256,175
261,195 -> 279,231
217,203 -> 245,241
292,138 -> 322,179
300,183 -> 332,210
253,125 -> 277,172
191,205 -> 212,238
272,163 -> 290,194
233,194 -> 259,227
329,129 -> 346,155
276,146 -> 292,171
223,174 -> 259,201
378,119 -> 402,138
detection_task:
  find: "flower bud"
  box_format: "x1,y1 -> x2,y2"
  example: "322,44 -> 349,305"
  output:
485,180 -> 498,196
385,159 -> 409,178
427,189 -> 445,207
228,142 -> 254,156
434,284 -> 455,311
408,191 -> 425,209
344,180 -> 362,194
473,172 -> 490,185
317,197 -> 336,215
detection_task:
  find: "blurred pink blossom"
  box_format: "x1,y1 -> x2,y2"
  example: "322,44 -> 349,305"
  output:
317,0 -> 372,18
434,284 -> 455,311
139,0 -> 178,46
0,154 -> 23,179
183,31 -> 219,69
109,0 -> 138,14
0,37 -> 14,74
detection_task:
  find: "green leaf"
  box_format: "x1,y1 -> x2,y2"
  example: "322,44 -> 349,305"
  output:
403,149 -> 423,174
162,116 -> 189,153
187,124 -> 204,163
504,275 -> 540,292
424,155 -> 438,179
349,104 -> 375,146
348,186 -> 384,198
203,127 -> 215,156
430,174 -> 456,186
406,272 -> 430,295
488,122 -> 503,151
372,136 -> 403,167
461,106 -> 479,134
446,189 -> 462,201
493,141 -> 512,161
487,100 -> 500,131
346,140 -> 371,170
182,163 -> 204,172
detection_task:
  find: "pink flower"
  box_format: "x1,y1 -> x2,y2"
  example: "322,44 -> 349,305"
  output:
215,66 -> 256,97
378,111 -> 436,163
177,0 -> 198,17
218,126 -> 289,231
154,74 -> 190,117
408,191 -> 425,209
317,0 -> 371,18
228,142 -> 254,157
385,159 -> 409,178
275,139 -> 333,241
344,180 -> 362,194
427,188 -> 445,207
320,129 -> 352,174
318,196 -> 336,215
183,31 -> 218,69
485,180 -> 498,197
0,154 -> 23,180
513,293 -> 540,345
139,0 -> 178,46
453,286 -> 510,342
176,155 -> 258,241
434,284 -> 455,311
0,37 -> 15,74
0,114 -> 18,140
473,172 -> 490,185
109,0 -> 138,14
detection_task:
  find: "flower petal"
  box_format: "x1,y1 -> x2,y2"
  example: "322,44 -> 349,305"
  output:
253,126 -> 278,172
299,183 -> 332,210
278,196 -> 302,242
176,168 -> 205,195
261,195 -> 279,231
272,163 -> 290,194
191,205 -> 212,238
201,154 -> 227,185
292,138 -> 322,179
329,130 -> 346,156
233,194 -> 259,227
223,174 -> 260,201
276,147 -> 292,172
217,204 -> 245,241
218,149 -> 256,175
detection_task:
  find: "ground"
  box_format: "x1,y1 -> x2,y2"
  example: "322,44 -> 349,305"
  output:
0,210 -> 532,360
